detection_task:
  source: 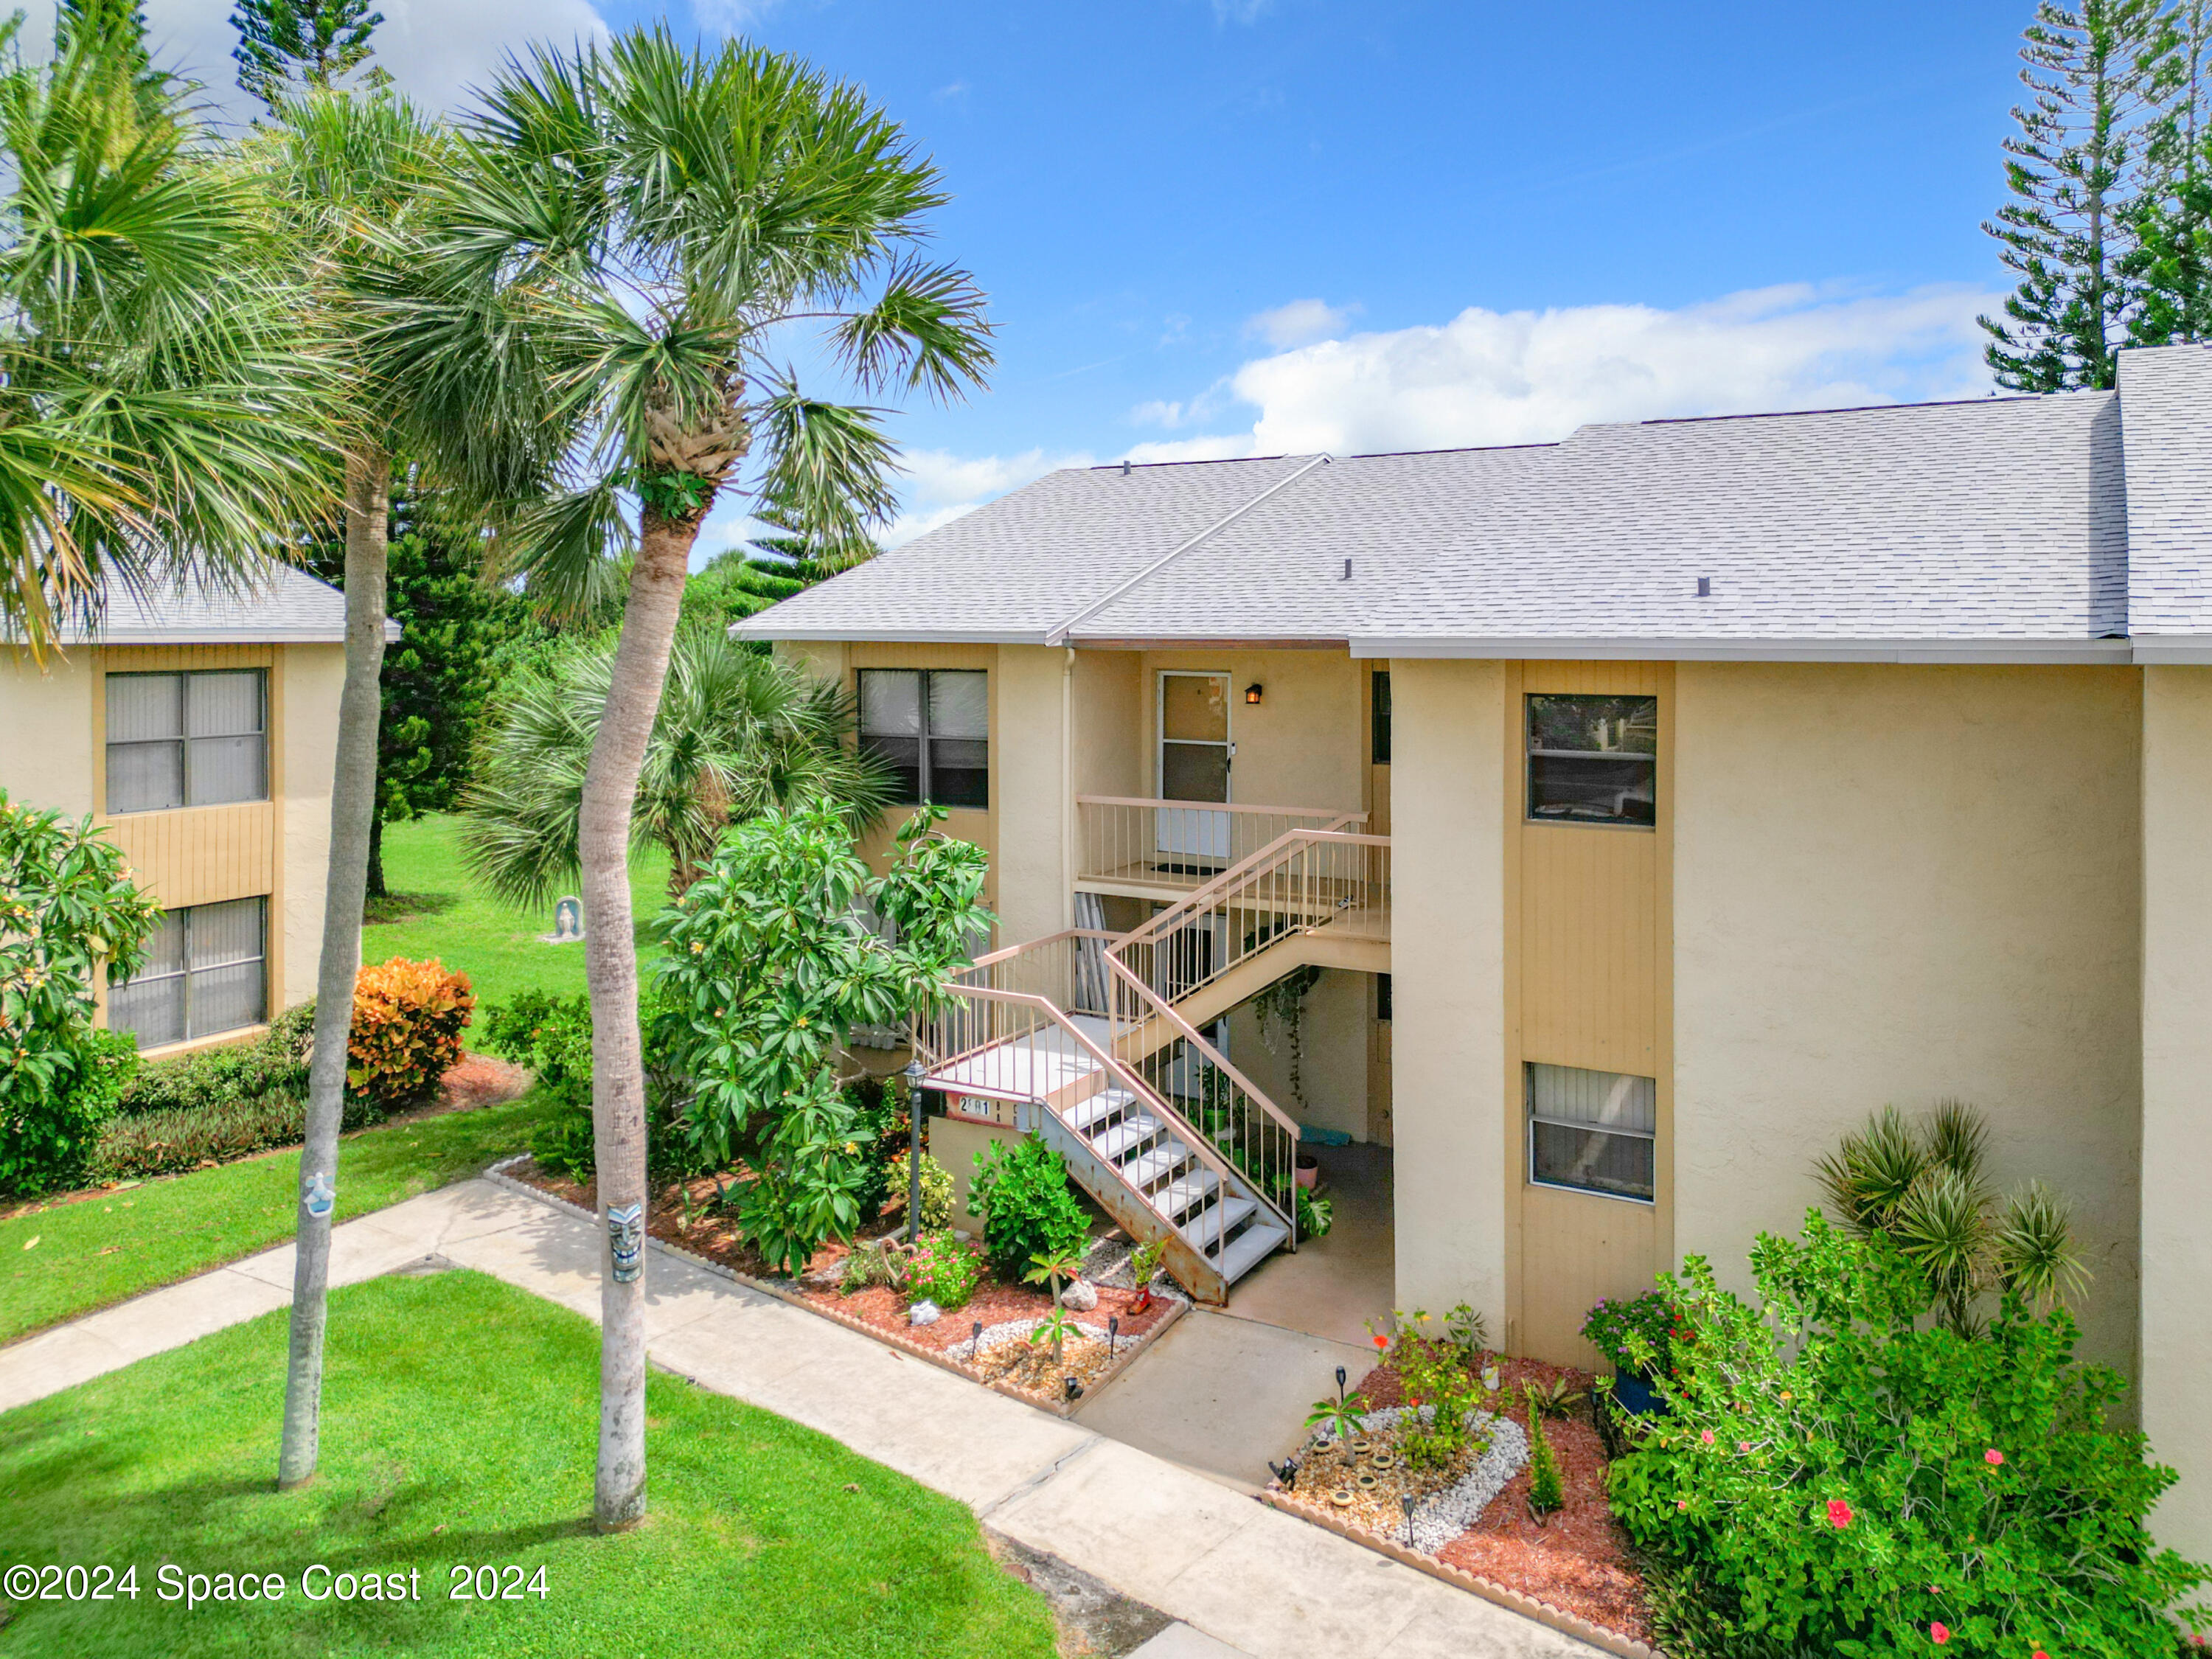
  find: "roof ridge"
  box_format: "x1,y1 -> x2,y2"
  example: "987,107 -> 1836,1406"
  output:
1046,453 -> 1333,645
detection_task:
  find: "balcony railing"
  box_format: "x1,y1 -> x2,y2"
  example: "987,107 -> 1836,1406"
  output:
1074,796 -> 1365,897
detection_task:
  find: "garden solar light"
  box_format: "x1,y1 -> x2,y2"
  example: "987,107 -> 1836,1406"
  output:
971,1319 -> 983,1360
1401,1492 -> 1416,1545
1063,1376 -> 1082,1402
1336,1365 -> 1347,1402
1107,1315 -> 1119,1357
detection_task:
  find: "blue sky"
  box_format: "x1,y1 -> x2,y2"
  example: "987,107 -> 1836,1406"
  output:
131,0 -> 2039,552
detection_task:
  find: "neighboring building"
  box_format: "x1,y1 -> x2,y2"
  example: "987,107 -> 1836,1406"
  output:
740,341 -> 2212,1568
0,563 -> 375,1056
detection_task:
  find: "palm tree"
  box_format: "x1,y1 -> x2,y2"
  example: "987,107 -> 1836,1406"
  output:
238,87 -> 453,1491
0,15 -> 332,655
459,625 -> 893,902
372,29 -> 990,1530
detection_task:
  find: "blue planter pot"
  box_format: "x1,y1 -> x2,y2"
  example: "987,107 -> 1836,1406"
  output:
1611,1368 -> 1665,1416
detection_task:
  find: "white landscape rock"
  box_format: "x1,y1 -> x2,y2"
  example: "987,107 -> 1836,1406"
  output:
1301,1405 -> 1530,1554
1060,1278 -> 1099,1312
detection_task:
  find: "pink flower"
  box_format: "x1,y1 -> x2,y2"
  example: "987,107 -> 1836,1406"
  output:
1985,1447 -> 2006,1466
1930,1622 -> 1950,1645
1676,1499 -> 1688,1512
1700,1429 -> 1715,1445
2034,1649 -> 2050,1658
1826,1498 -> 1854,1530
1738,1441 -> 1751,1453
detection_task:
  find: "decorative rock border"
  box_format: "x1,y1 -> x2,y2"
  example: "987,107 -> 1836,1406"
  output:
481,1152 -> 1184,1419
1259,1485 -> 1666,1659
1301,1405 -> 1529,1554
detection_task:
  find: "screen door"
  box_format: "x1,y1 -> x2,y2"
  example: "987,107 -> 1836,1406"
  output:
1157,672 -> 1231,863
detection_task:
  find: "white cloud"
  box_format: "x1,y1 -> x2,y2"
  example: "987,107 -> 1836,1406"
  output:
42,0 -> 614,119
880,447 -> 1094,546
1245,297 -> 1357,349
1164,282 -> 2000,459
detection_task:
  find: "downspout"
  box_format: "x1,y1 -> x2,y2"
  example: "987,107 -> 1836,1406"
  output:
1062,644 -> 1077,929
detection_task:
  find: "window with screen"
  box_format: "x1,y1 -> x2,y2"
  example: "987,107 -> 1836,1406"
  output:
1526,694 -> 1655,827
858,669 -> 988,808
1526,1062 -> 1655,1202
105,670 -> 268,814
108,897 -> 268,1048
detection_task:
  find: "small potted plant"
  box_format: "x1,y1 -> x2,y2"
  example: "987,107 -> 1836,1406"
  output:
1580,1290 -> 1675,1416
1127,1237 -> 1169,1312
1295,1152 -> 1321,1189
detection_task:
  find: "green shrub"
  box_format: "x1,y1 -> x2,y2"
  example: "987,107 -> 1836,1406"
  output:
966,1138 -> 1090,1280
481,991 -> 597,1178
887,1149 -> 954,1230
117,1001 -> 314,1119
728,1071 -> 873,1276
0,792 -> 161,1197
846,1077 -> 909,1220
1524,1384 -> 1565,1517
91,1090 -> 307,1180
906,1228 -> 983,1311
1607,1212 -> 2208,1657
1580,1289 -> 1677,1377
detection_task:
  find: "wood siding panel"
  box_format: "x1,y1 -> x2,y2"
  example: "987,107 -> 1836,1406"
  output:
1509,661 -> 1672,1367
100,801 -> 275,910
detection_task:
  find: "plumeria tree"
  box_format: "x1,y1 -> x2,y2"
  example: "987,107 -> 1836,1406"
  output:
649,798 -> 992,1274
372,29 -> 991,1529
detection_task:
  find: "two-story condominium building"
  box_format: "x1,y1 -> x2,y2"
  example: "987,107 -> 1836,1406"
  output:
741,341 -> 2212,1568
1,563 -> 365,1054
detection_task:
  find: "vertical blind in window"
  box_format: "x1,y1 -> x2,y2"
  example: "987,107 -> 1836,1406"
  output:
1526,1061 -> 1656,1202
108,897 -> 268,1048
858,669 -> 988,808
105,670 -> 268,813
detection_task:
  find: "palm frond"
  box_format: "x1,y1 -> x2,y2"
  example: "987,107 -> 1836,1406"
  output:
833,254 -> 995,401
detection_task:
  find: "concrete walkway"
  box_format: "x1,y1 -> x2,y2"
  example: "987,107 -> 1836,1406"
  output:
0,1178 -> 1604,1659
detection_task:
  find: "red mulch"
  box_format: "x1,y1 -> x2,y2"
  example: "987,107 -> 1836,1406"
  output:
1337,1353 -> 1655,1647
509,1163 -> 1177,1360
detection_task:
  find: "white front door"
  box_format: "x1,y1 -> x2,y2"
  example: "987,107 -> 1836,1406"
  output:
1157,672 -> 1231,864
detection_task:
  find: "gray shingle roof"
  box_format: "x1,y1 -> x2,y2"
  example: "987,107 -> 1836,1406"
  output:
2119,343 -> 2212,657
739,343 -> 2212,662
61,560 -> 392,645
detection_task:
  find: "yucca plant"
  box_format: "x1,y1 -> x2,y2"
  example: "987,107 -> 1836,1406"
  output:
1813,1101 -> 2086,1334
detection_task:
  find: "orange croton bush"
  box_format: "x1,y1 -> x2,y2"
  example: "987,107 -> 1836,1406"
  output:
347,957 -> 474,1116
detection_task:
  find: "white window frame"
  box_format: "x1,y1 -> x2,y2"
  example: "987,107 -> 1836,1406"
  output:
103,668 -> 269,815
109,897 -> 268,1048
1525,1062 -> 1657,1206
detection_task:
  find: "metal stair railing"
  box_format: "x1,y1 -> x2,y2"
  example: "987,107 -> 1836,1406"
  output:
1108,827 -> 1392,1013
1075,796 -> 1366,892
915,931 -> 1291,1270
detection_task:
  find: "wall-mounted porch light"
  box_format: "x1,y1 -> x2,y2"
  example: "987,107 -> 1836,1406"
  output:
1245,684 -> 1264,706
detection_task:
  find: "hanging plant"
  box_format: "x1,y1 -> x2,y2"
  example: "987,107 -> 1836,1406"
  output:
1253,964 -> 1322,1106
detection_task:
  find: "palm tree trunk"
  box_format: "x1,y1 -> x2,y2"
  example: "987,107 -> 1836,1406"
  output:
278,449 -> 390,1489
582,503 -> 697,1531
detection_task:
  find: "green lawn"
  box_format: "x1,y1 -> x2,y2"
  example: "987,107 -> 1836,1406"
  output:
0,1271 -> 1059,1658
0,1093 -> 557,1346
365,814 -> 669,1014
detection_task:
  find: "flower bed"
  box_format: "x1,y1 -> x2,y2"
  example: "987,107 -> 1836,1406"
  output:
508,1161 -> 1182,1409
1269,1350 -> 1654,1650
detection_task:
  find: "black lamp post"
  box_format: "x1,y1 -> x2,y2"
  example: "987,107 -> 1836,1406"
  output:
902,1058 -> 926,1245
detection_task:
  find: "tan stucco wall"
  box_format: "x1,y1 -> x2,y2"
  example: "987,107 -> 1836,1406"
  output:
929,1113 -> 1022,1237
1073,649 -> 1144,799
1388,658 -> 1508,1324
1673,663 -> 2144,1373
2141,664 -> 2212,1573
1138,647 -> 1367,813
1224,966 -> 1371,1141
276,642 -> 344,1011
0,648 -> 97,813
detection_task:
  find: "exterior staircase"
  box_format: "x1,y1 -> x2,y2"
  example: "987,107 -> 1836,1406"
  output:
916,934 -> 1295,1303
912,827 -> 1391,1304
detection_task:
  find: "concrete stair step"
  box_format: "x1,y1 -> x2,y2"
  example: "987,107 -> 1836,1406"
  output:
1216,1220 -> 1290,1285
1065,1088 -> 1138,1133
1178,1194 -> 1259,1254
1090,1115 -> 1164,1161
1120,1141 -> 1194,1189
1150,1169 -> 1222,1220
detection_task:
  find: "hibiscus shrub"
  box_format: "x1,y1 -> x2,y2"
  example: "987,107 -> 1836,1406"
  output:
1607,1213 -> 2206,1658
346,957 -> 473,1119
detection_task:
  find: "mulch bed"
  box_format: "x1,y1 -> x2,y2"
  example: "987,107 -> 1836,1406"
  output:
1276,1352 -> 1655,1649
508,1161 -> 1179,1399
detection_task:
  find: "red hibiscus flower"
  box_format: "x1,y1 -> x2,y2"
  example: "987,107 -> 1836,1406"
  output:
1826,1498 -> 1853,1530
1985,1448 -> 2005,1466
1930,1621 -> 1950,1644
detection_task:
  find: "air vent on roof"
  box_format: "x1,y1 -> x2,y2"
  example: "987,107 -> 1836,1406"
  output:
1120,459 -> 1130,476
1697,577 -> 1711,597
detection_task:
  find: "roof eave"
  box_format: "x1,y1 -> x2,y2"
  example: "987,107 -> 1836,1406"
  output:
731,622 -> 1053,646
1349,634 -> 2139,665
2128,634 -> 2212,664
